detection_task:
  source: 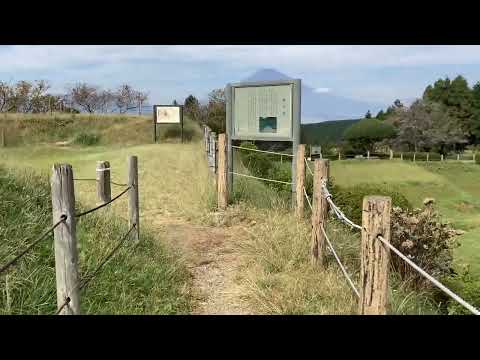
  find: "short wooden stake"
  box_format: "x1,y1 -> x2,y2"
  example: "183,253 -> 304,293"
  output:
389,149 -> 393,160
457,153 -> 460,161
474,153 -> 476,162
400,153 -> 403,161
441,154 -> 444,162
338,152 -> 341,161
311,159 -> 329,268
96,161 -> 111,205
413,152 -> 416,162
426,153 -> 429,162
367,150 -> 370,160
217,134 -> 228,210
128,156 -> 140,242
295,144 -> 306,219
1,128 -> 5,147
51,164 -> 80,315
359,196 -> 391,315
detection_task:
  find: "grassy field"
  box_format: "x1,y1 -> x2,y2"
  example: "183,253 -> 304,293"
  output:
0,166 -> 192,314
330,159 -> 480,277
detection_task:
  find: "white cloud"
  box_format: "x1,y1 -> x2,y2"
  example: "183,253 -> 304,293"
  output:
2,45 -> 480,73
314,87 -> 330,93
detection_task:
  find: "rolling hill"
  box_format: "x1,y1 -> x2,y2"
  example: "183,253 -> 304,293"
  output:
301,119 -> 360,145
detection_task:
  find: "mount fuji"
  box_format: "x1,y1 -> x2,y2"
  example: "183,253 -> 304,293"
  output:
243,68 -> 385,123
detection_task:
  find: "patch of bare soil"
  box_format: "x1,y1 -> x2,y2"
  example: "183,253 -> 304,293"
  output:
153,219 -> 253,315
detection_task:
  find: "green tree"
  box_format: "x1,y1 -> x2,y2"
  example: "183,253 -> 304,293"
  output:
343,118 -> 396,153
365,110 -> 372,118
376,109 -> 385,120
183,94 -> 201,122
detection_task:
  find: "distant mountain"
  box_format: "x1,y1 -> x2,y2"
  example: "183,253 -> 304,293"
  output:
243,68 -> 384,123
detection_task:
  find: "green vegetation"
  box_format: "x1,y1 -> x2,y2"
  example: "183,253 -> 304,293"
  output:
343,118 -> 396,153
0,166 -> 191,314
301,119 -> 360,145
0,113 -> 201,147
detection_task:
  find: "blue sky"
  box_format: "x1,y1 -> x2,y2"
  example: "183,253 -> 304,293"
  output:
2,45 -> 480,107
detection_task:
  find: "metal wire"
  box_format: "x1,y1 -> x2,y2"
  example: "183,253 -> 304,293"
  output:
111,181 -> 128,187
75,186 -> 131,218
74,178 -> 129,187
230,171 -> 293,185
73,178 -> 97,182
0,215 -> 67,276
321,225 -> 360,298
232,145 -> 294,157
55,224 -> 136,315
376,235 -> 480,315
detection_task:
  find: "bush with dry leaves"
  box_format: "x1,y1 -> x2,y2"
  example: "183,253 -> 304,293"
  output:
390,199 -> 461,289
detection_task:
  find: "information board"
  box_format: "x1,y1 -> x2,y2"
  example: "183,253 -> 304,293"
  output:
154,105 -> 181,124
232,84 -> 293,140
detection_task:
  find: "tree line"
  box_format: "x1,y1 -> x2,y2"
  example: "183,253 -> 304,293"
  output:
343,75 -> 480,155
0,80 -> 149,115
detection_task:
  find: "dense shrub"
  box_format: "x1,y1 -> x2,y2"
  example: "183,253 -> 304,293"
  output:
390,200 -> 460,288
444,268 -> 480,314
73,132 -> 100,146
328,183 -> 412,225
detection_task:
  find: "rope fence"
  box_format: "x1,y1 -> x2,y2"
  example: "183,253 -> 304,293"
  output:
0,215 -> 67,276
230,171 -> 293,185
56,224 -> 136,314
75,186 -> 131,218
232,145 -> 294,158
1,155 -> 141,315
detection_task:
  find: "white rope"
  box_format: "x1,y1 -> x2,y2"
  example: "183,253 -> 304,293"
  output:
96,168 -> 111,172
230,172 -> 292,185
321,224 -> 360,299
232,145 -> 293,157
303,187 -> 313,211
376,235 -> 480,315
304,158 -> 314,176
321,183 -> 362,231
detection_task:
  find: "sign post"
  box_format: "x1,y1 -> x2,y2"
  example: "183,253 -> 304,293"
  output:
153,105 -> 184,143
225,79 -> 301,206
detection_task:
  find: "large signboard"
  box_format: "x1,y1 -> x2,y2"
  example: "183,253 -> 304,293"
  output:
233,84 -> 293,139
154,105 -> 181,124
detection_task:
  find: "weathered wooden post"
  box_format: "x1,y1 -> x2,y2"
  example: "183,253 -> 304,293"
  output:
441,154 -> 444,162
338,152 -> 341,161
359,196 -> 391,315
457,153 -> 460,161
1,128 -> 5,147
400,153 -> 403,161
128,156 -> 140,242
474,153 -> 477,163
413,152 -> 416,162
96,161 -> 111,205
367,150 -> 370,160
217,134 -> 228,210
51,164 -> 80,315
295,144 -> 306,219
209,132 -> 217,173
389,149 -> 393,160
426,153 -> 429,162
311,159 -> 329,268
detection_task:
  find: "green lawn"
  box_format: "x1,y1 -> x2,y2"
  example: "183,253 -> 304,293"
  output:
330,159 -> 480,277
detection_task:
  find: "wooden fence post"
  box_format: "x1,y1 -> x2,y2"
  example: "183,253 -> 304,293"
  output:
128,156 -> 140,242
96,161 -> 111,205
295,144 -> 306,219
457,153 -> 460,161
359,196 -> 391,315
311,159 -> 329,268
217,134 -> 228,210
367,150 -> 370,160
441,154 -> 444,162
413,153 -> 416,162
400,153 -> 403,161
1,128 -> 5,147
426,153 -> 429,162
51,164 -> 80,315
209,132 -> 217,173
338,152 -> 341,161
474,153 -> 476,163
389,149 -> 393,160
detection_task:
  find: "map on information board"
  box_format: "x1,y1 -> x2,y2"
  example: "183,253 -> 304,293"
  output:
155,106 -> 181,124
233,84 -> 293,139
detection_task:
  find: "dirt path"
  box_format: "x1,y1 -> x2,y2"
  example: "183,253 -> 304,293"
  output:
149,214 -> 253,315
